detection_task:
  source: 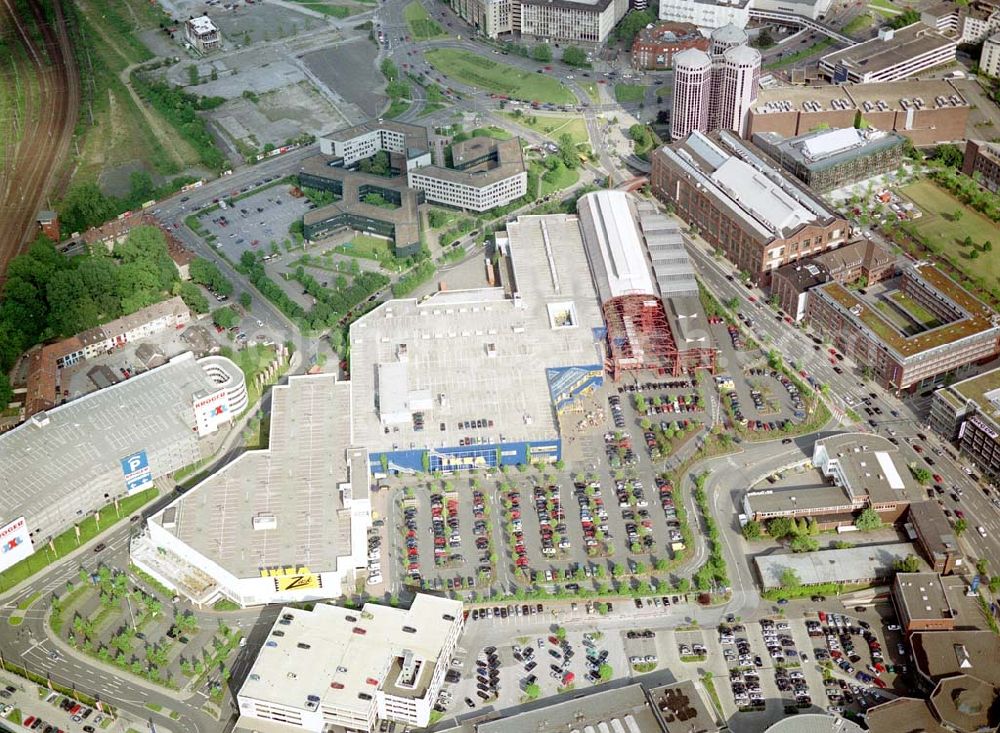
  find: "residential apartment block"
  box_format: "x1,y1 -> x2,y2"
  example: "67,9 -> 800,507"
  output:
923,0 -> 1000,43
807,263 -> 1000,392
236,595 -> 463,732
23,297 -> 191,417
770,238 -> 896,321
650,130 -> 849,285
962,139 -> 1000,192
930,367 -> 1000,482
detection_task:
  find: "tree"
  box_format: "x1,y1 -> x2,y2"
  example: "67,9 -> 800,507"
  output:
562,46 -> 588,67
789,535 -> 819,553
213,306 -> 239,330
380,58 -> 398,81
977,557 -> 989,576
599,663 -> 613,681
894,555 -> 922,573
767,516 -> 796,539
524,682 -> 541,700
58,182 -> 118,233
177,281 -> 209,313
753,27 -> 775,48
779,568 -> 801,588
910,467 -> 932,485
932,142 -> 964,167
239,291 -> 252,309
971,249 -> 981,259
955,518 -> 968,536
676,577 -> 691,593
531,44 -> 553,62
985,241 -> 994,252
854,508 -> 883,531
558,133 -> 579,170
741,520 -> 762,541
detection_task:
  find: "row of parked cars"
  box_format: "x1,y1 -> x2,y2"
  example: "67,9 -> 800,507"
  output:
608,395 -> 627,429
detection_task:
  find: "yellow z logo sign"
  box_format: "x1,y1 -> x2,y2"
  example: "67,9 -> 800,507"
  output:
274,574 -> 321,591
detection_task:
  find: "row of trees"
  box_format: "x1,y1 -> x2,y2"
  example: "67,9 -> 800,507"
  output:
59,170 -> 199,235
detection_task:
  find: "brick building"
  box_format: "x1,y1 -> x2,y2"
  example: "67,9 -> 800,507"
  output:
906,501 -> 962,575
650,130 -> 849,286
746,79 -> 970,147
770,238 -> 896,321
930,367 -> 1000,482
806,263 -> 1000,393
631,22 -> 707,69
892,573 -> 985,633
962,139 -> 1000,193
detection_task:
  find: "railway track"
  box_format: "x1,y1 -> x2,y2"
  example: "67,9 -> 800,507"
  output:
0,0 -> 79,279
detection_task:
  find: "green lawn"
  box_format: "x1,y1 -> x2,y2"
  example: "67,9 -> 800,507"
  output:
890,291 -> 941,328
614,84 -> 645,104
765,39 -> 834,69
901,179 -> 1000,282
0,488 -> 159,592
582,82 -> 600,103
501,113 -> 590,145
424,49 -> 575,105
843,11 -> 873,35
284,0 -> 357,16
656,85 -> 672,99
385,99 -> 411,119
403,2 -> 446,39
469,126 -> 513,140
875,300 -> 916,334
536,163 -> 581,197
337,234 -> 396,263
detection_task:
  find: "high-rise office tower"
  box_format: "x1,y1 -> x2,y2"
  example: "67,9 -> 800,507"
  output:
719,44 -> 761,137
669,23 -> 760,139
670,48 -> 713,140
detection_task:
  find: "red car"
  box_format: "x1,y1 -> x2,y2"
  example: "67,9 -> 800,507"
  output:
933,474 -> 944,483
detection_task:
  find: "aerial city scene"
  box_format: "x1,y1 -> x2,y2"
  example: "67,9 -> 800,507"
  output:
6,0 -> 1000,729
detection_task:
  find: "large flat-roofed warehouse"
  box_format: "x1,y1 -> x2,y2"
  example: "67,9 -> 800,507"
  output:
807,262 -> 1000,392
0,351 -> 243,571
349,213 -> 605,473
743,433 -> 915,528
134,374 -> 371,607
650,130 -> 849,286
746,80 -> 970,146
236,594 -> 463,732
820,23 -> 957,83
578,190 -> 716,380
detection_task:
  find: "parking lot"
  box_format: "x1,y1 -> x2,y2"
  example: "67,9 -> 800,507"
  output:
0,670 -> 119,733
392,467 -> 698,596
441,626 -> 628,714
196,180 -> 311,264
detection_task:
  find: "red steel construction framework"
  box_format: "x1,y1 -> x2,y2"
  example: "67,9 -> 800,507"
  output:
602,294 -> 717,381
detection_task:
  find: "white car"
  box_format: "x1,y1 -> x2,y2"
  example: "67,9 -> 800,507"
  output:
978,525 -> 988,537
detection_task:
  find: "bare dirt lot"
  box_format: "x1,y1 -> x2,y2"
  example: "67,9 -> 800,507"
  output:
302,37 -> 383,117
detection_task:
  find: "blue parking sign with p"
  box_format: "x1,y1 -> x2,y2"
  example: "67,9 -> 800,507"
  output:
121,450 -> 153,493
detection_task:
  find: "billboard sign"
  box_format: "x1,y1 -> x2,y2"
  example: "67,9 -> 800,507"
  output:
273,572 -> 322,592
0,517 -> 35,572
120,450 -> 153,494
